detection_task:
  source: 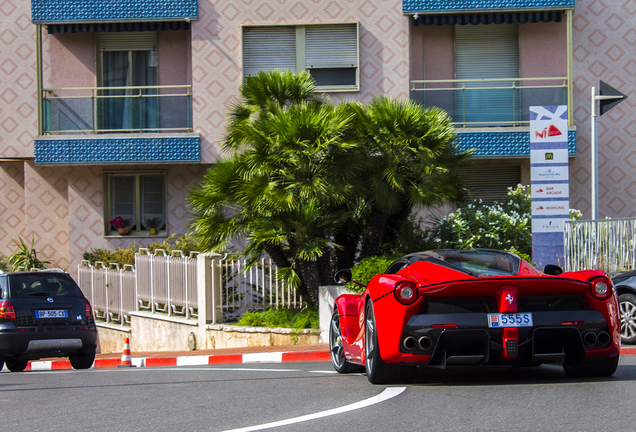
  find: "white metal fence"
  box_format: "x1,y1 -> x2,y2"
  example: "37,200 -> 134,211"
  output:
219,257 -> 304,320
78,252 -> 304,326
564,218 -> 636,274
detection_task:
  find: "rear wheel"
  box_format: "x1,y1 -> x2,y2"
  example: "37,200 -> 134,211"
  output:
619,293 -> 636,344
329,310 -> 364,374
364,301 -> 416,384
5,359 -> 28,372
0,361 -> 3,371
69,346 -> 96,370
563,355 -> 619,378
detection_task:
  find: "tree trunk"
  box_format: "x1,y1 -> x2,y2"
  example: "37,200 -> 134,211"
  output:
358,211 -> 389,260
294,258 -> 321,307
333,226 -> 359,271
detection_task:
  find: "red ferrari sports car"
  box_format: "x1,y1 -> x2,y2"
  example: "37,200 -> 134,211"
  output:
329,249 -> 621,384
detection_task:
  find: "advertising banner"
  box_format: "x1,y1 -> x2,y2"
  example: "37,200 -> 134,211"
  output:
530,106 -> 569,268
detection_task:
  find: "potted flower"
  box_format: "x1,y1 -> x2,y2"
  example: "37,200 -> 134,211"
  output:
110,216 -> 132,235
146,217 -> 160,235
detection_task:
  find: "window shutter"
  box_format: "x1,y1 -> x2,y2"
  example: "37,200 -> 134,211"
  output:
98,32 -> 157,51
243,26 -> 296,76
454,24 -> 519,125
461,165 -> 521,205
305,24 -> 358,69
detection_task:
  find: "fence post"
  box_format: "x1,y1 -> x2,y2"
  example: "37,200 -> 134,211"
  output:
197,253 -> 222,347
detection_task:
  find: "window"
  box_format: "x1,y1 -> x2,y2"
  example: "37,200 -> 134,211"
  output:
105,172 -> 166,236
461,165 -> 521,205
454,24 -> 520,126
242,23 -> 359,91
98,33 -> 158,132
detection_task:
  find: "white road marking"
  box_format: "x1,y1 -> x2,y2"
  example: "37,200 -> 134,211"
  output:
221,386 -> 407,432
308,370 -> 338,374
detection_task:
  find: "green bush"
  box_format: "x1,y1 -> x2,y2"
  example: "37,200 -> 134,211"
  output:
82,233 -> 205,268
431,184 -> 533,257
348,255 -> 399,293
236,308 -> 319,329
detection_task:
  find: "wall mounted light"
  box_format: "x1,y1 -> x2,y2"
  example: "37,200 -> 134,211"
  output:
413,13 -> 419,20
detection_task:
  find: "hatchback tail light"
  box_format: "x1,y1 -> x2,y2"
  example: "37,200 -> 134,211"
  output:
590,278 -> 612,301
0,301 -> 16,319
85,300 -> 93,318
394,281 -> 419,305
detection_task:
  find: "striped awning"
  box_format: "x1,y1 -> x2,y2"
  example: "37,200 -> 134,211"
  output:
414,11 -> 561,26
46,21 -> 190,34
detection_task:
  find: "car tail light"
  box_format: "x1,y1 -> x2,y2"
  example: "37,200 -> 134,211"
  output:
590,278 -> 612,300
0,301 -> 16,319
394,281 -> 419,305
85,300 -> 93,318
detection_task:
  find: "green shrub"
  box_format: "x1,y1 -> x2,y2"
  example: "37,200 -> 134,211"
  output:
82,233 -> 205,268
236,308 -> 319,329
349,254 -> 399,293
431,184 -> 533,256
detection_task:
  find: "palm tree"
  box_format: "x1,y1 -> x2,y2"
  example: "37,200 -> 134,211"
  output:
346,96 -> 474,259
189,71 -> 362,305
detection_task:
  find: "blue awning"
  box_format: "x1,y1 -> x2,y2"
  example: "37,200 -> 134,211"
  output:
414,11 -> 561,26
46,21 -> 190,34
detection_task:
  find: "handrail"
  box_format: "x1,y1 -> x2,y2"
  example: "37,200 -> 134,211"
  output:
43,85 -> 192,91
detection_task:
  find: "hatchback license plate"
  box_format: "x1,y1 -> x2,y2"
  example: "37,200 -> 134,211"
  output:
36,309 -> 68,319
488,312 -> 533,328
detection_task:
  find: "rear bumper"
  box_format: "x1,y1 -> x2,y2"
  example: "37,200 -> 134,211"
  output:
0,327 -> 98,361
387,310 -> 618,367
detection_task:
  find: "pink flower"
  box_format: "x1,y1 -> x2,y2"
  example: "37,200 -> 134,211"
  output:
109,216 -> 131,228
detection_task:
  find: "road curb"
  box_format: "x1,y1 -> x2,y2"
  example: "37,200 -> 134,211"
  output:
23,350 -> 331,371
18,347 -> 636,372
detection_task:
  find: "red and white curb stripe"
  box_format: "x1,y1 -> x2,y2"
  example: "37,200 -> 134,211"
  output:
22,350 -> 331,371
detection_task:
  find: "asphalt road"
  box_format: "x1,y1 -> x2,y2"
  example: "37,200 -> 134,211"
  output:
2,356 -> 636,431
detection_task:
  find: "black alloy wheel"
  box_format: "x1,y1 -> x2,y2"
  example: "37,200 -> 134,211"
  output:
619,293 -> 636,344
69,346 -> 96,370
5,359 -> 28,372
364,300 -> 415,384
329,310 -> 364,374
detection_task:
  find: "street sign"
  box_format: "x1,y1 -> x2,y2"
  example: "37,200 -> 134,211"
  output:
599,80 -> 628,116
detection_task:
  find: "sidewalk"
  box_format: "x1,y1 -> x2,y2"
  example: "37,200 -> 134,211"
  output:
20,344 -> 636,372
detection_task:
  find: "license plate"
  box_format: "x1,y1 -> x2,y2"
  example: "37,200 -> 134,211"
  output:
35,309 -> 68,319
488,312 -> 533,328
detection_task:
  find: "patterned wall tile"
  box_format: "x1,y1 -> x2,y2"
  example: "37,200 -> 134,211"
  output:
570,0 -> 636,218
0,0 -> 36,159
191,0 -> 411,164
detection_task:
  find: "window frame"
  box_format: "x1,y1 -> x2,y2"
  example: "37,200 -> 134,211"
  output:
241,22 -> 360,92
104,170 -> 167,237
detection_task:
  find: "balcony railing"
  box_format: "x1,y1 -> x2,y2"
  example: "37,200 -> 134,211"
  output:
410,77 -> 568,128
41,85 -> 192,134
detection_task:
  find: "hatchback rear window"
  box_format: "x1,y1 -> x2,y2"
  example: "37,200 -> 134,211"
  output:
8,273 -> 84,298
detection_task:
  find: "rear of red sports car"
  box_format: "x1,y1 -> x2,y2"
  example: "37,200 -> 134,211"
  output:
330,249 -> 620,384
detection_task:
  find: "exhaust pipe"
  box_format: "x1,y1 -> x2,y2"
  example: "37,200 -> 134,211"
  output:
597,332 -> 611,346
403,336 -> 417,351
418,336 -> 433,351
583,332 -> 597,346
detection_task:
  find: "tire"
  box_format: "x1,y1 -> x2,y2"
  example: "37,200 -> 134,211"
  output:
0,361 -> 3,372
364,300 -> 416,384
69,346 -> 96,370
619,293 -> 636,344
5,360 -> 28,372
329,310 -> 364,374
563,355 -> 619,378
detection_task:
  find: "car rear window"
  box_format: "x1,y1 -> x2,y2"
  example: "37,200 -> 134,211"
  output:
7,273 -> 85,298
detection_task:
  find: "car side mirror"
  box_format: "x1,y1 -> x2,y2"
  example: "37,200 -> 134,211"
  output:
334,269 -> 352,285
544,264 -> 563,276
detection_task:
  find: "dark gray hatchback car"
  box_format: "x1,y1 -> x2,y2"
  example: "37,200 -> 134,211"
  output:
0,270 -> 98,372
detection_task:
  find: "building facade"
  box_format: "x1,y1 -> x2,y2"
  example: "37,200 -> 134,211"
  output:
0,0 -> 631,271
